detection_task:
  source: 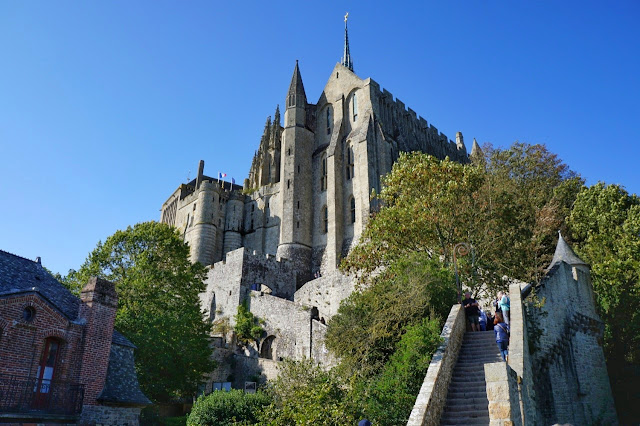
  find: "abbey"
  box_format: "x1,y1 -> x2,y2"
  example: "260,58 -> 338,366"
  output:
159,17 -> 475,386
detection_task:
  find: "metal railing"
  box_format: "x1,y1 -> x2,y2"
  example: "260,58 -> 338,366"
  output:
0,374 -> 84,416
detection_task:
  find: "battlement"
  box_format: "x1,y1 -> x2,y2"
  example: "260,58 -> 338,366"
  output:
368,79 -> 467,162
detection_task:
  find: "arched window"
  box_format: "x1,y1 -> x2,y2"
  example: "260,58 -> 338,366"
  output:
322,206 -> 328,234
320,155 -> 327,191
209,294 -> 216,321
326,107 -> 332,135
350,197 -> 356,224
352,94 -> 358,121
261,335 -> 276,360
346,145 -> 355,180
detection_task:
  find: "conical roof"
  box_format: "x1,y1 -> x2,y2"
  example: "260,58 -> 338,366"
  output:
547,232 -> 589,271
287,60 -> 306,101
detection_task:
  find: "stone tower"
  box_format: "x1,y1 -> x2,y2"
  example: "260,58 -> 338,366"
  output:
276,61 -> 315,287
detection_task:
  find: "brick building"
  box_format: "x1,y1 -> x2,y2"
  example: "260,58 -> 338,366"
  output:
0,250 -> 150,425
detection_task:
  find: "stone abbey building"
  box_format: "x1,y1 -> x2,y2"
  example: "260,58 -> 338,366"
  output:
159,17 -> 476,382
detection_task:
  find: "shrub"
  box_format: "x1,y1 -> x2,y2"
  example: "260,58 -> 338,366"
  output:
187,389 -> 271,426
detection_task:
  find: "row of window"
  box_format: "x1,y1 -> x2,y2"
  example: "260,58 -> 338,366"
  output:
319,147 -> 355,191
320,198 -> 356,233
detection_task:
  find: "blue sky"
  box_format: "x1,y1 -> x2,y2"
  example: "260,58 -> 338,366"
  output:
1,1 -> 638,276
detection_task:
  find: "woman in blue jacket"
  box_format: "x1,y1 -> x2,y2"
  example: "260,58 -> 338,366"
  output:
494,312 -> 509,361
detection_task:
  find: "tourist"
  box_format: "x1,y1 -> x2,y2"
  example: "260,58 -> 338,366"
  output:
494,312 -> 509,362
358,420 -> 372,426
462,291 -> 480,332
479,308 -> 488,331
498,291 -> 511,325
485,310 -> 494,331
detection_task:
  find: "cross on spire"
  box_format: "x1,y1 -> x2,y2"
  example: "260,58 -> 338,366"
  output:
341,12 -> 354,72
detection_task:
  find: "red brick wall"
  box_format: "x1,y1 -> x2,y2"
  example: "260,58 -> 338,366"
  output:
0,294 -> 84,383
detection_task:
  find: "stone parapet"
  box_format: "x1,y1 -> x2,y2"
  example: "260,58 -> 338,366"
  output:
407,304 -> 465,426
484,362 -> 522,426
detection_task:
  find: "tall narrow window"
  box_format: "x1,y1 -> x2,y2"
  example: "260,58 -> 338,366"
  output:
326,107 -> 332,135
322,206 -> 328,234
352,94 -> 358,121
346,145 -> 355,180
350,197 -> 356,224
35,338 -> 60,402
320,155 -> 327,191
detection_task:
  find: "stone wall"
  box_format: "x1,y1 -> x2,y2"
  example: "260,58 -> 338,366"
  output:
79,405 -> 142,426
407,304 -> 465,426
484,362 -> 522,425
293,269 -> 356,319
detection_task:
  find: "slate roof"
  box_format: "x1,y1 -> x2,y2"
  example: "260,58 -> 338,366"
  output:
547,233 -> 589,271
0,249 -> 134,347
98,343 -> 152,406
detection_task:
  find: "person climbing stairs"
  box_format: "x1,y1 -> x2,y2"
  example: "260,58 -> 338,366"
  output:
440,330 -> 503,425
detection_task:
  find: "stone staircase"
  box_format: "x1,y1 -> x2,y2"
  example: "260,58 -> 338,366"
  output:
440,330 -> 502,425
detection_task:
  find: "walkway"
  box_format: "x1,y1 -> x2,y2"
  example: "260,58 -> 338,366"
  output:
440,330 -> 502,425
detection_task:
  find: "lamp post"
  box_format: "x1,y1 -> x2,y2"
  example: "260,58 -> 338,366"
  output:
453,242 -> 471,304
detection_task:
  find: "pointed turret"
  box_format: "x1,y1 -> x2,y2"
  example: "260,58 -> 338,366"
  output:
341,12 -> 354,71
285,61 -> 308,128
547,232 -> 589,271
470,138 -> 483,159
274,105 -> 281,127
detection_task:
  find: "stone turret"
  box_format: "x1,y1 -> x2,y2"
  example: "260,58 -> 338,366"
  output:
277,61 -> 315,287
470,138 -> 483,160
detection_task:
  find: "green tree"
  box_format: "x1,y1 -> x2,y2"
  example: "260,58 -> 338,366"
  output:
234,300 -> 264,345
328,253 -> 456,378
365,318 -> 443,425
67,221 -> 214,402
187,389 -> 271,426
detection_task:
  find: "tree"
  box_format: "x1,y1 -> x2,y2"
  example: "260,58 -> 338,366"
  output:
67,221 -> 214,402
365,318 -> 442,425
328,253 -> 456,378
342,144 -> 582,293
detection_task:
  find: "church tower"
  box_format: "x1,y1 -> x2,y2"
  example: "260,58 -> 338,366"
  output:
276,61 -> 315,287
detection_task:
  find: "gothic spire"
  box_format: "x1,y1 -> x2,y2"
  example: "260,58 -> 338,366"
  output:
287,60 -> 307,104
341,12 -> 354,71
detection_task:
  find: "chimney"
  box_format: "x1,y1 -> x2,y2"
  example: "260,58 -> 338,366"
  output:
196,160 -> 205,189
78,277 -> 118,406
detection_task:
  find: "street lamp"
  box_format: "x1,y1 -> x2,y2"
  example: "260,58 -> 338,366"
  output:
453,242 -> 471,304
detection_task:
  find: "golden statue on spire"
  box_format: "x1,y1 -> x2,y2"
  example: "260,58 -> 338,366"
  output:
344,12 -> 349,23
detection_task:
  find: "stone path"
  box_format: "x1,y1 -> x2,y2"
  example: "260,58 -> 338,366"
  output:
440,330 -> 502,425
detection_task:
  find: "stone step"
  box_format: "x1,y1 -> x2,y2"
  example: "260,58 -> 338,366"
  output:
445,400 -> 489,410
445,390 -> 487,399
456,356 -> 502,363
441,418 -> 490,425
441,408 -> 490,419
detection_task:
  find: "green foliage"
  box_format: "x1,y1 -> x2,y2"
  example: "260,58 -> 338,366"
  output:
260,359 -> 362,425
67,221 -> 214,402
187,389 -> 271,426
366,318 -> 443,425
164,417 -> 187,426
342,144 -> 582,293
234,301 -> 264,344
327,252 -> 456,378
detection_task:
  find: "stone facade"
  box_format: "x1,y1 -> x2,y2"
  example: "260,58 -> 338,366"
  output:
160,20 -> 470,382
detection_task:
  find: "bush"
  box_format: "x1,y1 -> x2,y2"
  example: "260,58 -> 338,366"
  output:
165,417 -> 187,426
187,389 -> 271,426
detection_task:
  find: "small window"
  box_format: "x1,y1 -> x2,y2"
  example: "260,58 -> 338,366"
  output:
287,179 -> 291,189
218,218 -> 221,226
326,107 -> 332,135
23,306 -> 36,322
252,205 -> 255,212
297,221 -> 300,229
287,148 -> 291,156
322,206 -> 328,233
320,155 -> 327,191
298,165 -> 300,174
193,203 -> 197,211
346,145 -> 355,180
352,94 -> 358,121
350,197 -> 356,224
186,214 -> 190,227
297,200 -> 300,209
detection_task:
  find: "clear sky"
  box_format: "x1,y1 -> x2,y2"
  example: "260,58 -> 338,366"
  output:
1,1 -> 638,276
